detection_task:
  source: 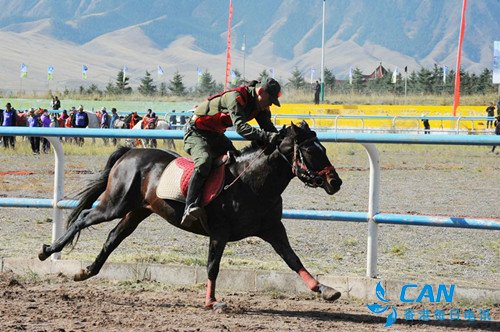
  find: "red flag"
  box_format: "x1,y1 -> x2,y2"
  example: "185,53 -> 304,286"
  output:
453,0 -> 467,116
225,0 -> 233,89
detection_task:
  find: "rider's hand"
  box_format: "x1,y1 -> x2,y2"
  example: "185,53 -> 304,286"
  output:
266,132 -> 281,145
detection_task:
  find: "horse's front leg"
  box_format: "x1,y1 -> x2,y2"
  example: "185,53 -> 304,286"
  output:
205,237 -> 227,309
260,223 -> 341,302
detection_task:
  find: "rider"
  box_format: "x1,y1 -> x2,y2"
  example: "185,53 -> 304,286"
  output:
181,77 -> 282,226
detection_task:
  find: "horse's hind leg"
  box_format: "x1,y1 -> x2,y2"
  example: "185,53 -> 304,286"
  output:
74,207 -> 151,281
260,223 -> 341,302
39,208 -> 107,260
40,195 -> 135,260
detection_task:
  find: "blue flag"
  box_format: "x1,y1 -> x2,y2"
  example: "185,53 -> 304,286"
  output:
47,65 -> 54,80
82,65 -> 88,80
20,63 -> 28,78
157,65 -> 164,77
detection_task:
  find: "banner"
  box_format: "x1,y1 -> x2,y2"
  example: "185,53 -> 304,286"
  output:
443,65 -> 449,84
269,67 -> 275,78
82,65 -> 88,80
122,65 -> 128,82
494,41 -> 500,84
197,66 -> 203,83
310,68 -> 316,83
47,65 -> 54,80
391,67 -> 398,84
230,69 -> 237,85
224,0 -> 233,88
157,65 -> 164,78
348,66 -> 353,85
20,63 -> 28,78
453,0 -> 467,116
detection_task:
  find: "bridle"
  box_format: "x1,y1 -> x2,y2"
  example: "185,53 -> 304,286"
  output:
223,133 -> 335,191
278,135 -> 336,188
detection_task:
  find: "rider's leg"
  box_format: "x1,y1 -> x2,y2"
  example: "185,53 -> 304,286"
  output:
182,133 -> 212,226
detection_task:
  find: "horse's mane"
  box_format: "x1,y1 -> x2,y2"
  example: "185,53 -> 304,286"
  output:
239,141 -> 263,156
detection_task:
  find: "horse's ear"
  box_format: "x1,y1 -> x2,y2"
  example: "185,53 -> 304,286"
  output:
289,122 -> 299,137
300,120 -> 310,130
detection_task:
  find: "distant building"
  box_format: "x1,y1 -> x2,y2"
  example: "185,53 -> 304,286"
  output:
364,62 -> 388,80
336,62 -> 388,85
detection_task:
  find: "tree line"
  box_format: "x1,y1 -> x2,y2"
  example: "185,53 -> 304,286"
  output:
70,65 -> 497,98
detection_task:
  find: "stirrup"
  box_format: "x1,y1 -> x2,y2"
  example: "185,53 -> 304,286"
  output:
181,204 -> 206,227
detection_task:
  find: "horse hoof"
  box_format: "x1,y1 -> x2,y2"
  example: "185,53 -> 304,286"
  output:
212,302 -> 228,313
319,284 -> 341,302
74,269 -> 90,282
38,244 -> 50,261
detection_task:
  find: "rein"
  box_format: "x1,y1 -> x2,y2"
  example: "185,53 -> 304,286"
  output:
223,148 -> 268,191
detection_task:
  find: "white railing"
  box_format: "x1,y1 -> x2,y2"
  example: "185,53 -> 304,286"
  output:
0,127 -> 499,277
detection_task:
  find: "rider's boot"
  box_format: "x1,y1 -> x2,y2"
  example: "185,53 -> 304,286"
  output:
181,171 -> 207,227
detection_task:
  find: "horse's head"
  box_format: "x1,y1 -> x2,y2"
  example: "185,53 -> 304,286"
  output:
278,121 -> 342,195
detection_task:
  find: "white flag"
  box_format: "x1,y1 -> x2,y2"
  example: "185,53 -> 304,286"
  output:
443,65 -> 449,84
310,68 -> 316,83
269,68 -> 275,78
348,67 -> 353,85
122,65 -> 128,82
391,67 -> 398,84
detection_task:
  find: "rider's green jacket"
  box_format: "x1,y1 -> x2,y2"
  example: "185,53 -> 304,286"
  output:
191,87 -> 277,140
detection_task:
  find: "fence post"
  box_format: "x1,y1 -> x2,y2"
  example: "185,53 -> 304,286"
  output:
362,143 -> 380,278
46,137 -> 65,260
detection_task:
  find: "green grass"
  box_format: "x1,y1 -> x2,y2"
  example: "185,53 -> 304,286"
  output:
389,244 -> 407,257
2,91 -> 497,109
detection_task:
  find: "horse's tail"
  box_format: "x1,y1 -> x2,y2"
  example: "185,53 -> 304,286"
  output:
65,146 -> 132,247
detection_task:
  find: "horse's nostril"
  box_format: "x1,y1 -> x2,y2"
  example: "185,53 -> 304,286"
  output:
315,177 -> 324,187
329,178 -> 342,189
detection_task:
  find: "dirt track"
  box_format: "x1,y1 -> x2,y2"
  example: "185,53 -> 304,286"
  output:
0,273 -> 498,332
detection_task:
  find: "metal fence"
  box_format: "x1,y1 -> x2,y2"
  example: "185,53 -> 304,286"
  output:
0,127 -> 499,278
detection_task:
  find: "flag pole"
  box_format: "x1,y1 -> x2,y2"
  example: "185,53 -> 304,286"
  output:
242,34 -> 246,82
224,0 -> 233,89
320,0 -> 326,103
452,0 -> 467,117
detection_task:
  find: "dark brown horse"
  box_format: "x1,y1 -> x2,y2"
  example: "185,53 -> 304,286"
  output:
39,121 -> 343,309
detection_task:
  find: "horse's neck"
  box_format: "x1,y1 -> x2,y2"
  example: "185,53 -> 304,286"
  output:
233,148 -> 294,196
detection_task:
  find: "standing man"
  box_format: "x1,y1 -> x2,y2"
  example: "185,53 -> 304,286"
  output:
27,108 -> 40,154
40,109 -> 52,153
73,106 -> 89,146
2,103 -> 17,148
486,102 -> 495,129
313,80 -> 321,105
109,108 -> 120,146
52,96 -> 61,110
169,110 -> 177,129
181,77 -> 282,226
100,107 -> 110,128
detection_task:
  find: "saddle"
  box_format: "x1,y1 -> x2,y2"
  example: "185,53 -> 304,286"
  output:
156,155 -> 228,206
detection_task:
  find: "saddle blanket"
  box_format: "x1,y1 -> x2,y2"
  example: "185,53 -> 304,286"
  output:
156,156 -> 226,206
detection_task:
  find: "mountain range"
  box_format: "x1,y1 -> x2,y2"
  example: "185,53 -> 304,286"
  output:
0,0 -> 498,92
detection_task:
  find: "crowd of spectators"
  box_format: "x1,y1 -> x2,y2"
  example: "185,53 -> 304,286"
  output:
0,96 -> 189,152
